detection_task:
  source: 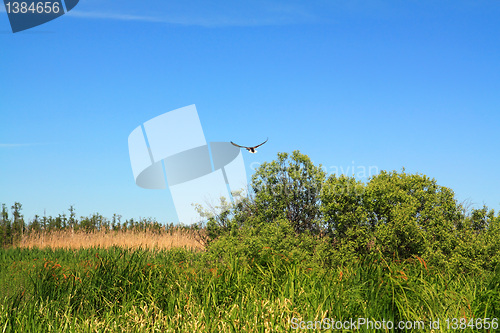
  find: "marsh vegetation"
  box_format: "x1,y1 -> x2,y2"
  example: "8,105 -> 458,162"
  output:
1,151 -> 499,332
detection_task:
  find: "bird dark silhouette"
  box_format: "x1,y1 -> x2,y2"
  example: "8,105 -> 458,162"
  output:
230,138 -> 268,153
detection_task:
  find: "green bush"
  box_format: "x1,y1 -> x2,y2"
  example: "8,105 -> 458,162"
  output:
206,218 -> 321,268
203,151 -> 500,273
250,151 -> 326,234
320,169 -> 469,267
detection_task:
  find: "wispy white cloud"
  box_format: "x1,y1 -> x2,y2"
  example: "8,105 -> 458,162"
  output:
0,0 -> 319,27
0,143 -> 49,148
67,3 -> 318,27
67,11 -> 165,23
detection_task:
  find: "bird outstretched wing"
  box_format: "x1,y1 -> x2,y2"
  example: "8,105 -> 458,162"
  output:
230,141 -> 246,148
231,138 -> 268,150
253,138 -> 268,149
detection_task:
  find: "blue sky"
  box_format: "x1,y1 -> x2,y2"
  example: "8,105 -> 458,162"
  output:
1,0 -> 499,223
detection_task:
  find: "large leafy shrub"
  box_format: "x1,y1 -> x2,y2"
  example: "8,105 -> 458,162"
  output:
201,151 -> 500,272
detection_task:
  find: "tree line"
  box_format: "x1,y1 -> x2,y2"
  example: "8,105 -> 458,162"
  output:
3,150 -> 500,273
0,203 -> 180,248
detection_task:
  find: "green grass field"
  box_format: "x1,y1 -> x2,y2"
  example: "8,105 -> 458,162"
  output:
1,246 -> 499,332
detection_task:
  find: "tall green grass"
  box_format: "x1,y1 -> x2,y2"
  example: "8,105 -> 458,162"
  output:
1,247 -> 499,332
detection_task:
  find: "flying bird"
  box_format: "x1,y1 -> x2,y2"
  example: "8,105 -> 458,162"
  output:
231,138 -> 268,153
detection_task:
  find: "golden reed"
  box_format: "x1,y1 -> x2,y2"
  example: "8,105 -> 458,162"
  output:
16,228 -> 205,251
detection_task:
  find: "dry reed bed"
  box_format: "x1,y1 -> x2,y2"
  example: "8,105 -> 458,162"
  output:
17,229 -> 205,250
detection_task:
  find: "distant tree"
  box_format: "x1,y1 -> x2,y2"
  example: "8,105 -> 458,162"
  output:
45,216 -> 57,231
0,204 -> 10,247
127,218 -> 136,231
53,214 -> 63,230
11,202 -> 24,242
29,215 -> 42,233
79,215 -> 93,232
42,210 -> 47,231
79,213 -> 107,232
68,205 -> 76,228
112,213 -> 122,231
